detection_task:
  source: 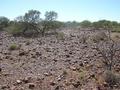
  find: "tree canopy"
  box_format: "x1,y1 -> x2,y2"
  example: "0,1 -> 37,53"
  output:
45,11 -> 58,21
80,20 -> 92,28
0,16 -> 9,29
0,9 -> 120,36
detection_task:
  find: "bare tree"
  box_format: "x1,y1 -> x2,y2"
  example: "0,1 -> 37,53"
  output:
95,31 -> 120,70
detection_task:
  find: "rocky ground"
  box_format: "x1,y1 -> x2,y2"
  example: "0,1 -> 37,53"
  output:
0,29 -> 120,90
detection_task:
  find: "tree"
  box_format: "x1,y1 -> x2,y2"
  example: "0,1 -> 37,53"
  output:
45,11 -> 58,21
14,10 -> 41,36
0,16 -> 9,30
40,11 -> 58,36
92,20 -> 112,30
111,21 -> 118,27
10,10 -> 61,37
24,10 -> 41,23
95,31 -> 120,71
15,10 -> 41,24
80,20 -> 92,28
14,16 -> 24,22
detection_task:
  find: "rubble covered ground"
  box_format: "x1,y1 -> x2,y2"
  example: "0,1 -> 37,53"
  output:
0,29 -> 120,90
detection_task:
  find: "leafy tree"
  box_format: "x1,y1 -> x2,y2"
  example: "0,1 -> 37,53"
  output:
92,20 -> 112,30
0,16 -> 9,30
80,20 -> 92,28
92,21 -> 100,30
14,16 -> 24,22
40,11 -> 58,36
13,10 -> 60,37
45,11 -> 57,21
14,10 -> 41,36
24,10 -> 41,23
111,21 -> 118,27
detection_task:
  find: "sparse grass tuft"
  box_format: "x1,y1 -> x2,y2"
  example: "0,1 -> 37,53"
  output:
9,44 -> 18,50
79,69 -> 86,81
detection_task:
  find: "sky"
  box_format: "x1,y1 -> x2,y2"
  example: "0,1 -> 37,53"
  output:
0,0 -> 120,22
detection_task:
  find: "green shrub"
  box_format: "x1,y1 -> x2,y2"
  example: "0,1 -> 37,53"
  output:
79,68 -> 87,82
9,44 -> 18,50
0,17 -> 9,30
112,27 -> 120,33
79,71 -> 85,80
7,23 -> 24,35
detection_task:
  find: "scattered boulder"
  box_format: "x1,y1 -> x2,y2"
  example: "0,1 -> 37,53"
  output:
28,83 -> 36,89
16,79 -> 22,84
70,66 -> 77,71
79,62 -> 84,67
19,51 -> 26,56
72,81 -> 81,88
44,72 -> 52,76
55,85 -> 60,90
50,81 -> 56,86
1,85 -> 10,89
22,77 -> 31,83
66,54 -> 70,58
0,67 -> 2,72
0,42 -> 2,45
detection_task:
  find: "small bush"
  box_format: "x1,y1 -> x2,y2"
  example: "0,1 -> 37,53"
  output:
7,23 -> 23,35
89,32 -> 108,43
79,69 -> 86,81
112,27 -> 120,33
56,32 -> 65,40
79,34 -> 89,44
9,44 -> 18,50
104,70 -> 120,88
62,70 -> 67,75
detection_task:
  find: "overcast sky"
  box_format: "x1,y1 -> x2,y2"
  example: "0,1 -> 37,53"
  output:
0,0 -> 120,22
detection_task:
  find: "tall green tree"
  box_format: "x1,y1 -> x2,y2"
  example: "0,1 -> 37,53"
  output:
45,11 -> 58,21
41,11 -> 59,36
92,20 -> 112,30
14,10 -> 41,35
0,16 -> 9,30
24,10 -> 41,23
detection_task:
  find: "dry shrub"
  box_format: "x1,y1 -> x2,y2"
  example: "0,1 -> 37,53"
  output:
79,33 -> 89,44
111,33 -> 120,41
104,70 -> 120,88
89,31 -> 108,43
95,40 -> 120,70
56,32 -> 65,40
